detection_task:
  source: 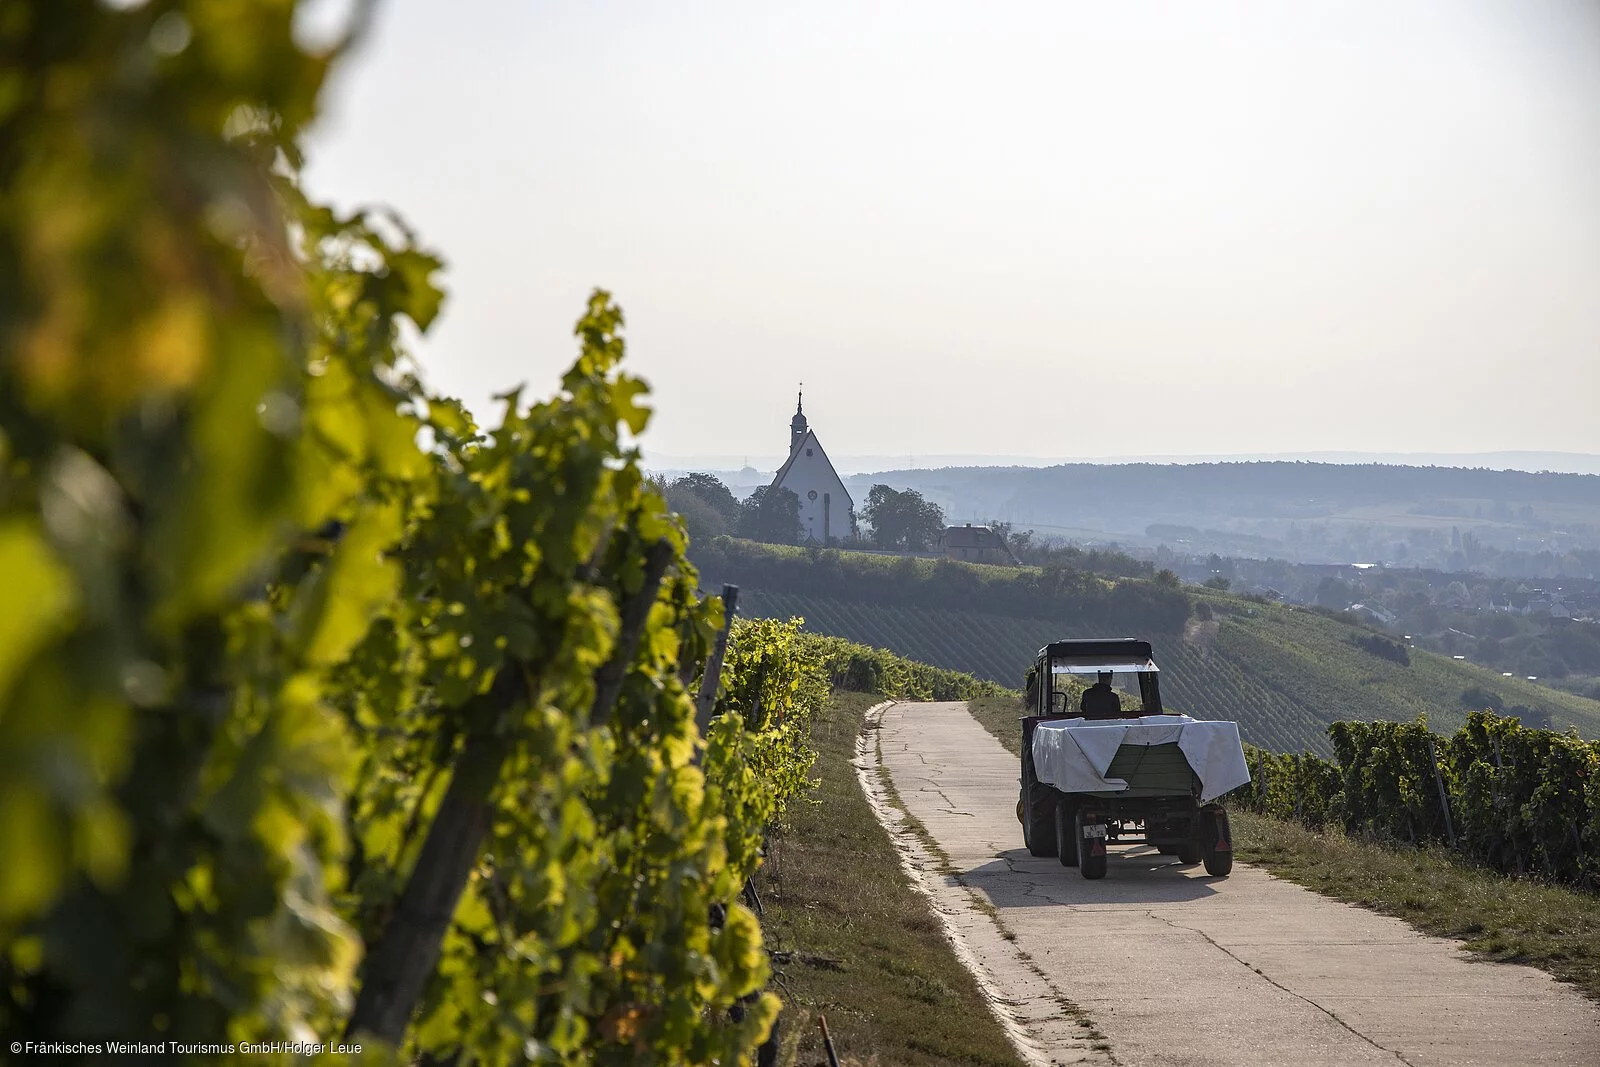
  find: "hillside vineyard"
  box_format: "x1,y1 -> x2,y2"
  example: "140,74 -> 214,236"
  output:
695,541 -> 1600,757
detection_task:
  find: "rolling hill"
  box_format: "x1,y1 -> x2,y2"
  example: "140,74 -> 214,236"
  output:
699,540 -> 1600,756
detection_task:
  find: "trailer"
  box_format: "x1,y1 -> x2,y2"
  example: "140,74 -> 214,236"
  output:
1018,639 -> 1251,879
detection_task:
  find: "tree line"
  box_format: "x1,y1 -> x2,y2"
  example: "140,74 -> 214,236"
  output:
656,472 -> 804,545
661,473 -> 950,551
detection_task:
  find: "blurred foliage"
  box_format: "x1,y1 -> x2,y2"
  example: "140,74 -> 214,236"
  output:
0,0 -> 421,1050
0,2 -> 816,1062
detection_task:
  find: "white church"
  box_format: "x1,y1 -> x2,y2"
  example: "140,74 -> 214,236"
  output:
770,392 -> 856,545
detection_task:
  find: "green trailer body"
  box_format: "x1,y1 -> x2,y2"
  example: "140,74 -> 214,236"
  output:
1074,741 -> 1201,799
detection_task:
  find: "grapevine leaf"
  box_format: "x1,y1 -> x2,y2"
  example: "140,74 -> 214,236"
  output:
0,520 -> 76,704
301,503 -> 403,667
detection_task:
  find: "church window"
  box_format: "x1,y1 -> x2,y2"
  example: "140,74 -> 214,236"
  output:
806,448 -> 813,457
807,490 -> 818,501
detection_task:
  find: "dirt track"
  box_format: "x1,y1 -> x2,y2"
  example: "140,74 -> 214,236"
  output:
861,700 -> 1600,1067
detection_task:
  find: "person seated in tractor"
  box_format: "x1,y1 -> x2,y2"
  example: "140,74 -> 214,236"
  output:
1079,672 -> 1123,719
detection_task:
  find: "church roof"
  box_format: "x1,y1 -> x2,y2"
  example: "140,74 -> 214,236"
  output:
770,429 -> 853,506
770,429 -> 813,487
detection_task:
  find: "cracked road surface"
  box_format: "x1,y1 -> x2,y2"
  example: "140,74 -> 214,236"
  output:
872,701 -> 1600,1066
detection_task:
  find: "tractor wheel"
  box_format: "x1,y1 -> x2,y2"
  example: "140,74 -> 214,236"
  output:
1022,757 -> 1059,857
1021,794 -> 1039,853
1026,784 -> 1059,857
1076,808 -> 1108,880
1203,808 -> 1234,877
1055,797 -> 1079,867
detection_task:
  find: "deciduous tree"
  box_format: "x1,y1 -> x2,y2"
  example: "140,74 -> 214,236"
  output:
862,485 -> 944,552
738,485 -> 801,545
672,472 -> 742,526
661,473 -> 741,542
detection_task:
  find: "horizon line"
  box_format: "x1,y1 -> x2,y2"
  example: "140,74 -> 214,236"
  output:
641,448 -> 1600,476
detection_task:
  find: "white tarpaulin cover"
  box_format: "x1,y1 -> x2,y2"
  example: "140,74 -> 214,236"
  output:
1031,715 -> 1251,803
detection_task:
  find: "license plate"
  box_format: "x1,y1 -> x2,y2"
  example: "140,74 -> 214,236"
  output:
1083,824 -> 1107,839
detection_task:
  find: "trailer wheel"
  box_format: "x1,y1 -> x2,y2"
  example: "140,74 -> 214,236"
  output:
1177,828 -> 1203,865
1203,808 -> 1234,877
1076,808 -> 1108,880
1055,798 -> 1079,867
1156,844 -> 1178,856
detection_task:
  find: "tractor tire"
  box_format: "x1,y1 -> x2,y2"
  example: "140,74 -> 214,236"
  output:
1021,756 -> 1059,857
1025,783 -> 1059,857
1076,808 -> 1108,880
1203,808 -> 1234,877
1055,797 -> 1079,867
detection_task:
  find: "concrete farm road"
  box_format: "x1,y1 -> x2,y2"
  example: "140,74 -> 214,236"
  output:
867,701 -> 1600,1067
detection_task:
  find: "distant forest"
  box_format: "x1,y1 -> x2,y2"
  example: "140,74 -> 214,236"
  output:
845,461 -> 1600,575
850,461 -> 1600,510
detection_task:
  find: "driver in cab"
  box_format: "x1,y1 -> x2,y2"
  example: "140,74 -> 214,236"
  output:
1079,672 -> 1123,719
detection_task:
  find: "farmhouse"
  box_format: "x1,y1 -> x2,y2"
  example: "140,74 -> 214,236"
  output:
770,392 -> 855,545
941,523 -> 1019,565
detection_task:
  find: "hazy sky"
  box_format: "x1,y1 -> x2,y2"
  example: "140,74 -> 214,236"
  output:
303,0 -> 1600,464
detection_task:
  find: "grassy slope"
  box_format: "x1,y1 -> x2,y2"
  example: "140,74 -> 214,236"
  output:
756,691 -> 1025,1067
738,580 -> 1600,756
966,694 -> 1600,1003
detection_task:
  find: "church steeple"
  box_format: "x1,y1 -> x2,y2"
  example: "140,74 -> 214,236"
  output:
790,386 -> 808,455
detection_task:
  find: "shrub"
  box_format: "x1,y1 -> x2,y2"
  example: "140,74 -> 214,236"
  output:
1349,633 -> 1410,666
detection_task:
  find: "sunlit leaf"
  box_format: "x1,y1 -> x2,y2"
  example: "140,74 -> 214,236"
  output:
0,520 -> 76,704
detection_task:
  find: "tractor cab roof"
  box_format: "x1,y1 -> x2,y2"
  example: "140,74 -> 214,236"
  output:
1036,638 -> 1159,675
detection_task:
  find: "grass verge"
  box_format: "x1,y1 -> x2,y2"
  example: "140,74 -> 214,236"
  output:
964,693 -> 1600,1003
756,691 -> 1026,1067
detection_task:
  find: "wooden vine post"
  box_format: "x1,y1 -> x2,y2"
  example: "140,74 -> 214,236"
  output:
818,1015 -> 842,1067
1487,731 -> 1524,875
1256,751 -> 1268,815
692,584 -> 739,747
1291,755 -> 1303,822
1425,734 -> 1456,849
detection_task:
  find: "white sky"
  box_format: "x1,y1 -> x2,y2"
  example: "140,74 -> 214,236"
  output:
302,0 -> 1600,462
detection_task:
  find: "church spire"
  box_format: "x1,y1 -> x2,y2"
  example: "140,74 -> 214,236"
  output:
790,383 -> 808,455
